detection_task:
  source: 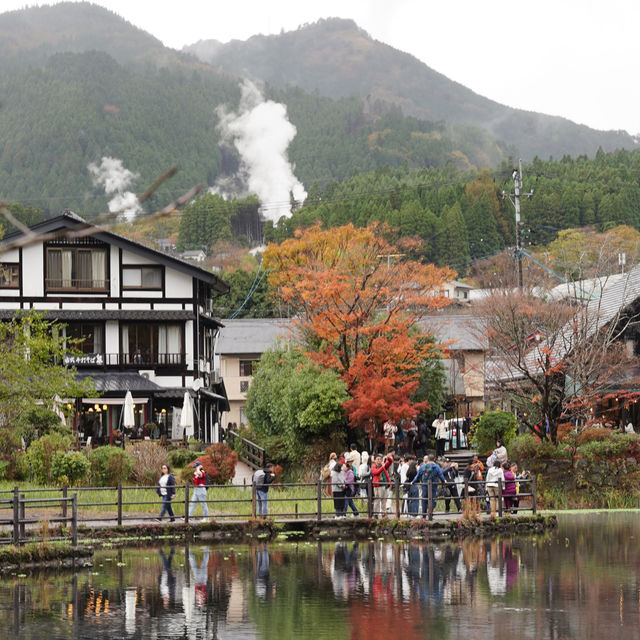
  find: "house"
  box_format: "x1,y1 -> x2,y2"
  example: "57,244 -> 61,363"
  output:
441,280 -> 474,303
181,249 -> 207,263
216,318 -> 292,429
419,315 -> 488,417
0,211 -> 230,444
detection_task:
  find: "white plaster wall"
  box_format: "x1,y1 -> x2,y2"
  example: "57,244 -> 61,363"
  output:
121,249 -> 156,265
0,248 -> 20,261
185,320 -> 194,365
154,375 -> 184,388
110,246 -> 119,296
165,268 -> 192,298
22,245 -> 43,296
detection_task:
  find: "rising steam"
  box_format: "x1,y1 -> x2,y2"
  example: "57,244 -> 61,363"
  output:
215,80 -> 306,222
88,156 -> 142,221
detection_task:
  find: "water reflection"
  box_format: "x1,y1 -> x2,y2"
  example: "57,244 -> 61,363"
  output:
1,513 -> 640,639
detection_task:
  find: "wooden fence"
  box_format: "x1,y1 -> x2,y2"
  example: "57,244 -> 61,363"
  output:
0,477 -> 536,546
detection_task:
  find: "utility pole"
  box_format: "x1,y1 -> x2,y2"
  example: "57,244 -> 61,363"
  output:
503,159 -> 533,288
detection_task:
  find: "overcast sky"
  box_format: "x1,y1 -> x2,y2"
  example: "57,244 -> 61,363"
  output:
4,0 -> 640,134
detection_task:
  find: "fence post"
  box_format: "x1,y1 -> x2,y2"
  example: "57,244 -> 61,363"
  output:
12,487 -> 19,546
498,479 -> 503,517
316,479 -> 322,522
394,476 -> 401,519
531,476 -> 537,514
251,482 -> 257,519
367,476 -> 373,519
184,483 -> 190,524
464,477 -> 469,501
428,480 -> 434,521
71,493 -> 78,547
19,494 -> 25,542
62,484 -> 68,520
117,484 -> 123,526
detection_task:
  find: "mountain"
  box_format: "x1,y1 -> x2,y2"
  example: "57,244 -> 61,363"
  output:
0,4 -> 513,218
185,18 -> 638,160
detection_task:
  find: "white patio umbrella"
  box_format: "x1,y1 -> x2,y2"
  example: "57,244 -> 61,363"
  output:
123,390 -> 136,430
180,391 -> 195,438
53,395 -> 67,427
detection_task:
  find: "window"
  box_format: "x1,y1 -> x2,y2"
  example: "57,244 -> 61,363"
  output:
239,359 -> 257,376
62,323 -> 105,365
122,266 -> 163,290
0,263 -> 19,289
121,323 -> 183,366
240,380 -> 249,393
46,247 -> 107,291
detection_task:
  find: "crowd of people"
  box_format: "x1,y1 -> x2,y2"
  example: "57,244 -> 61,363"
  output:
322,440 -> 530,519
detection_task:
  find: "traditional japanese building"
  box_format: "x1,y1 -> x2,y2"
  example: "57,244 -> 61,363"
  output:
0,211 -> 230,444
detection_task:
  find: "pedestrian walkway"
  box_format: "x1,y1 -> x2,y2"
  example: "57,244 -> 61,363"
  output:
232,460 -> 254,486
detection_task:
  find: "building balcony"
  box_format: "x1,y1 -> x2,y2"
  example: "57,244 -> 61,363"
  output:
45,278 -> 109,293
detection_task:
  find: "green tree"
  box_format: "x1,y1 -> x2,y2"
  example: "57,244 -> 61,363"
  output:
245,347 -> 349,465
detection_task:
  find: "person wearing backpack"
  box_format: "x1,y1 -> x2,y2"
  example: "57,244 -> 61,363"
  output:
253,463 -> 275,518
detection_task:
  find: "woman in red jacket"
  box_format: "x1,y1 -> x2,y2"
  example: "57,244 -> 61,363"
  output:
371,454 -> 392,517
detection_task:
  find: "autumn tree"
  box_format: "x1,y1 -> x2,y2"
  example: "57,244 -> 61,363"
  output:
262,223 -> 454,435
479,273 -> 638,442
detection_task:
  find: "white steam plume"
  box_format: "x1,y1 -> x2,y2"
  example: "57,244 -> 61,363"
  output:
215,80 -> 306,222
88,156 -> 142,221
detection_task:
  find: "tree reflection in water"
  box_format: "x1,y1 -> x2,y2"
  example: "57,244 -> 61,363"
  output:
1,513 -> 640,639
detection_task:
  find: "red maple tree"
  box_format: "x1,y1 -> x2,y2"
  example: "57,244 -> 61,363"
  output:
263,223 -> 453,433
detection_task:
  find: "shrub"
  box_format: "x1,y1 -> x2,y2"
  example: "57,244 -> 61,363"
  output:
26,432 -> 74,484
577,433 -> 640,462
88,446 -> 134,486
126,440 -> 168,486
508,434 -> 567,460
180,443 -> 238,485
51,451 -> 90,486
577,427 -> 614,445
168,448 -> 200,469
473,411 -> 517,454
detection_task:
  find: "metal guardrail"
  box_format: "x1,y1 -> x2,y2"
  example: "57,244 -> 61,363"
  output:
0,477 -> 536,545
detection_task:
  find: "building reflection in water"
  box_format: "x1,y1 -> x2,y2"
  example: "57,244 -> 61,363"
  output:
3,515 -> 640,639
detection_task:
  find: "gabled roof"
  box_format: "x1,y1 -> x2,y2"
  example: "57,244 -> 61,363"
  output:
0,211 -> 229,294
419,315 -> 488,351
217,318 -> 293,354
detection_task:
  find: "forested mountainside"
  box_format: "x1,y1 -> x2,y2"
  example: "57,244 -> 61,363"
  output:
0,51 -> 509,217
177,150 -> 640,275
187,18 -> 638,160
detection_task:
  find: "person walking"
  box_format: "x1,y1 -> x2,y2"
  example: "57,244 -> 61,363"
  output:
188,461 -> 209,521
253,463 -> 275,518
156,464 -> 176,522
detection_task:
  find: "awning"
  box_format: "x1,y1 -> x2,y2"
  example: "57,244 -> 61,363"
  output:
0,309 -> 194,322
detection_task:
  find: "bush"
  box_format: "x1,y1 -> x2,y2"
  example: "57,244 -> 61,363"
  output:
578,433 -> 640,462
51,451 -> 90,486
26,432 -> 74,484
88,446 -> 134,486
473,411 -> 517,454
168,448 -> 201,469
179,443 -> 238,485
508,434 -> 567,460
126,440 -> 168,486
577,427 -> 614,445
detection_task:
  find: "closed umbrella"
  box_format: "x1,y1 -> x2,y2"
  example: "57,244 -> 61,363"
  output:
180,391 -> 194,438
123,391 -> 135,429
53,395 -> 66,427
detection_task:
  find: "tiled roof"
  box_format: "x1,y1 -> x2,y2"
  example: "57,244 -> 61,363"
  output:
419,315 -> 488,351
75,371 -> 163,393
217,318 -> 293,354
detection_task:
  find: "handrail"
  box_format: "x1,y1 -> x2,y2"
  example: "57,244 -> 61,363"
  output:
0,477 -> 537,544
226,429 -> 266,470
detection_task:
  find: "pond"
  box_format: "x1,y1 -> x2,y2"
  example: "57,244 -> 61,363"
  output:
1,512 -> 639,639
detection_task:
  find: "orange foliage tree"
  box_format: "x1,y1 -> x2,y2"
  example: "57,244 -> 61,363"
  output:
263,223 -> 454,433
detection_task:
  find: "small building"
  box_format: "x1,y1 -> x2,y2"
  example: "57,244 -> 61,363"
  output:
419,315 -> 488,417
216,318 -> 293,429
181,249 -> 207,263
441,280 -> 474,303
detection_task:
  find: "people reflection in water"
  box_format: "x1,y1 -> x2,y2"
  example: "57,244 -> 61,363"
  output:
332,542 -> 360,599
255,544 -> 275,599
158,548 -> 176,609
189,548 -> 209,608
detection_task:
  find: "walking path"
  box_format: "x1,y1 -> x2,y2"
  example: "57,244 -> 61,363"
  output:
231,460 -> 254,486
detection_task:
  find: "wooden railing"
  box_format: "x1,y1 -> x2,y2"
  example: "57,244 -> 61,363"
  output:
226,429 -> 266,470
0,477 -> 536,545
